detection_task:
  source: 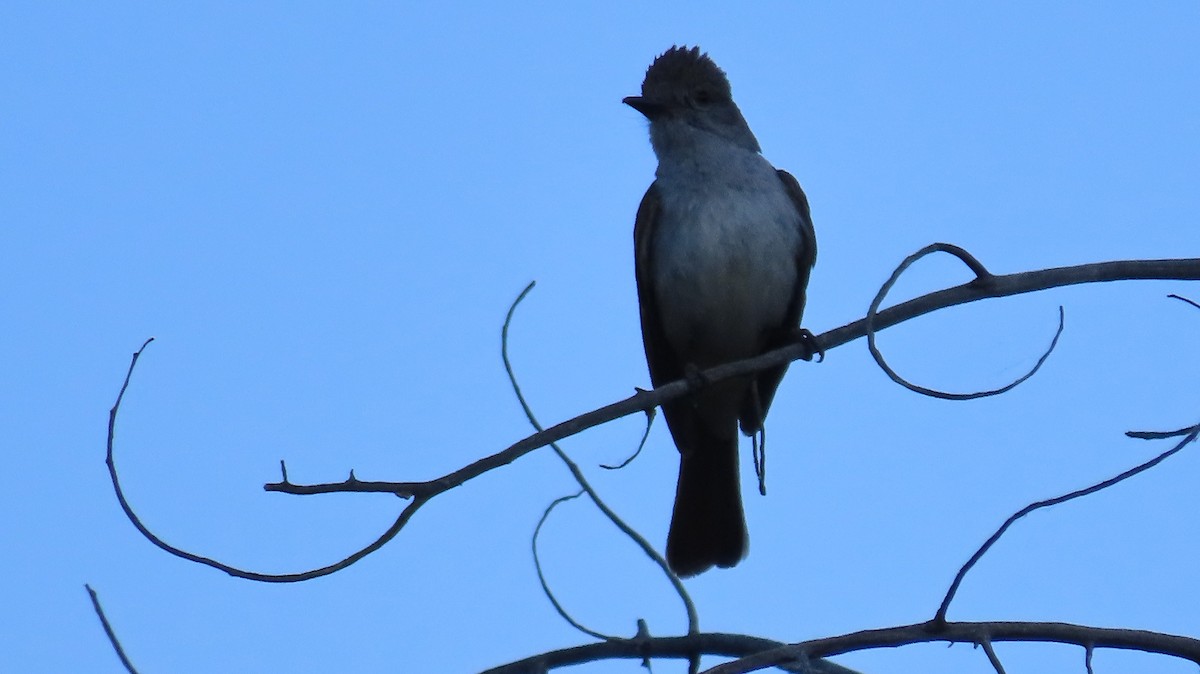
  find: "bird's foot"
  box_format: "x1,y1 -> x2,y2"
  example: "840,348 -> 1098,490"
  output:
793,327 -> 824,363
683,363 -> 709,391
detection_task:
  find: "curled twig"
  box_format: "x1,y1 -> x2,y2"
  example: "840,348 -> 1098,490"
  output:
865,243 -> 1064,399
106,338 -> 424,582
532,491 -> 613,640
601,406 -> 655,470
501,281 -> 699,635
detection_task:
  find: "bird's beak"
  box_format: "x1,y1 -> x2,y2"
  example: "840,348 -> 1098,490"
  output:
623,95 -> 666,119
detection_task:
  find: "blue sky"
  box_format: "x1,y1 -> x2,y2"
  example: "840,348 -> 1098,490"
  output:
3,3 -> 1199,672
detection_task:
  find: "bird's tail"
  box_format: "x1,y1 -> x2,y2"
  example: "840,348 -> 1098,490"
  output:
666,434 -> 748,577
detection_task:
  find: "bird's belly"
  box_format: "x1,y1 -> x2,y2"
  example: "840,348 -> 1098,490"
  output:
653,192 -> 800,366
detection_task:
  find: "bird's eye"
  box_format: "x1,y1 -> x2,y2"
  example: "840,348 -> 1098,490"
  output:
692,89 -> 713,106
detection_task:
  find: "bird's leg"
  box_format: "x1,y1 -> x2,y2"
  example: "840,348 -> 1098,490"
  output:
746,386 -> 769,495
751,425 -> 767,496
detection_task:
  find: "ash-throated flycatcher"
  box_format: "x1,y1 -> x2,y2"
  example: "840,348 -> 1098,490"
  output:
626,46 -> 817,577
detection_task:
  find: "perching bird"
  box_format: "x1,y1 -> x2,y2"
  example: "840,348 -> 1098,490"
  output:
626,46 -> 817,577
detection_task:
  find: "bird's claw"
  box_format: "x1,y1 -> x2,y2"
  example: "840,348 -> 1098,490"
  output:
794,327 -> 824,362
683,363 -> 709,390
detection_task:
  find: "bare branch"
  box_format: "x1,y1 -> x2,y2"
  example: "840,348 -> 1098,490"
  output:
702,620 -> 1200,674
268,255 -> 1200,501
480,632 -> 856,674
483,620 -> 1200,674
85,585 -> 140,674
108,254 -> 1200,581
817,256 -> 1199,356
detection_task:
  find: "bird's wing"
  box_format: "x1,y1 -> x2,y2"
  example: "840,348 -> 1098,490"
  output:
776,169 -> 817,324
740,169 -> 818,434
633,181 -> 683,390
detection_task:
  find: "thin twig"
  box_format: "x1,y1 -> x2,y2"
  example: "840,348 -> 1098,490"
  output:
1168,293 -> 1200,311
500,281 -> 699,635
935,425 -> 1200,623
979,637 -> 1007,674
1126,423 -> 1200,440
85,585 -> 140,674
601,406 -> 655,470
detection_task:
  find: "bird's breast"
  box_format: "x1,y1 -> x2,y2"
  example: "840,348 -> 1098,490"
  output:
651,174 -> 802,366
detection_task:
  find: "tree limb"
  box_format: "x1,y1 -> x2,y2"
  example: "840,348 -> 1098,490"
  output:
702,620 -> 1200,674
267,255 -> 1200,499
480,620 -> 1200,674
480,632 -> 857,674
106,254 -> 1200,580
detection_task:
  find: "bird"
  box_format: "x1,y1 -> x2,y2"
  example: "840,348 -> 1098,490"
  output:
625,46 -> 817,577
